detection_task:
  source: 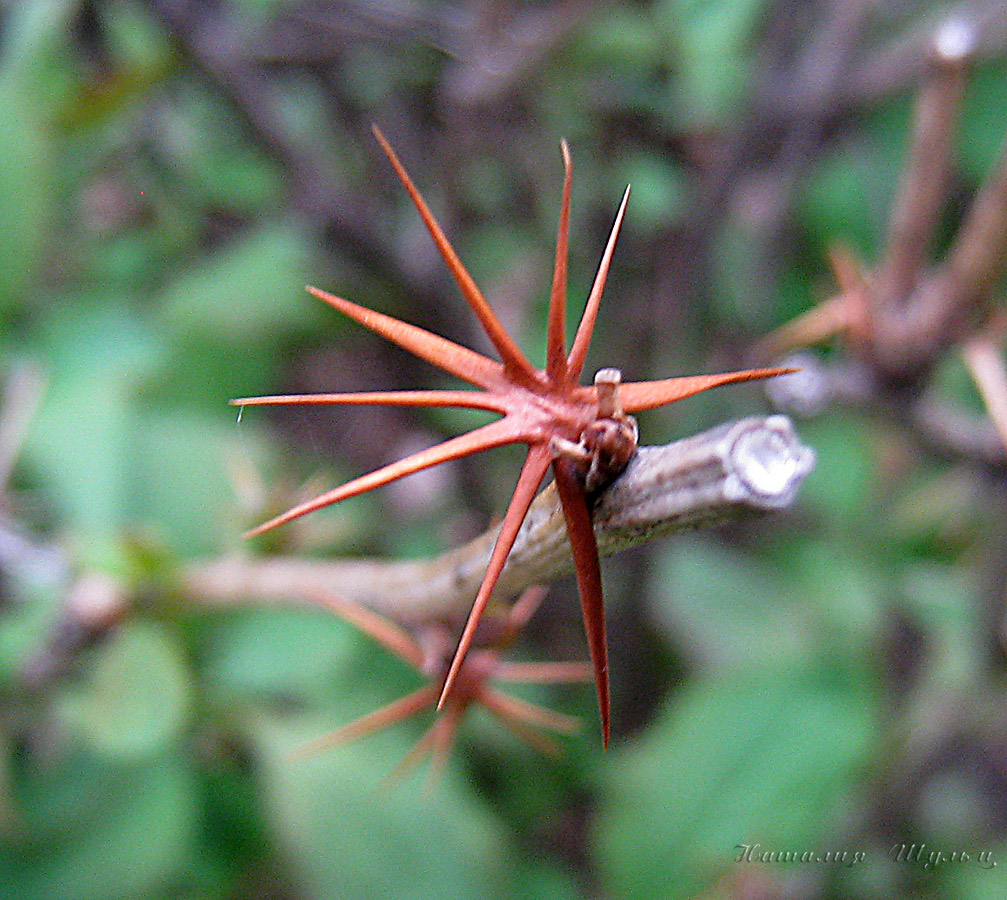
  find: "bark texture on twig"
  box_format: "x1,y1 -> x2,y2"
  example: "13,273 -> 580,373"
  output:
182,415 -> 814,624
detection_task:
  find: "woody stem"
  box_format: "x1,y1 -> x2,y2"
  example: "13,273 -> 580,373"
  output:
180,416 -> 813,624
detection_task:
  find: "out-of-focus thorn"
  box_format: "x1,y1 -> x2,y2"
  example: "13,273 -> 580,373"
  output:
301,586 -> 426,669
291,684 -> 439,759
753,294 -> 851,362
827,243 -> 872,341
939,126 -> 1007,318
504,584 -> 551,639
962,316 -> 1007,450
493,660 -> 593,683
753,245 -> 871,362
480,686 -> 583,734
383,723 -> 439,791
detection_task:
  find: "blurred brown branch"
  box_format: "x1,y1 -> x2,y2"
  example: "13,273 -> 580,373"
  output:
760,15 -> 1007,461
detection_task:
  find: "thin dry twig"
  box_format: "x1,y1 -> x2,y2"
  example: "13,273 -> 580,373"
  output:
938,129 -> 1007,321
876,20 -> 974,309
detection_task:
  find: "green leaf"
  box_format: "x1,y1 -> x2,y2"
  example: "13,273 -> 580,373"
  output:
507,861 -> 584,900
132,410 -> 261,554
24,300 -> 162,538
28,373 -> 134,538
201,607 -> 363,705
251,715 -> 506,900
711,210 -> 779,331
797,414 -> 878,527
0,73 -> 53,310
577,8 -> 663,69
596,667 -> 875,900
156,223 -> 313,343
651,535 -> 819,669
0,558 -> 68,683
0,0 -> 77,83
798,136 -> 898,260
156,86 -> 285,211
899,561 -> 983,693
789,540 -> 885,656
937,843 -> 1007,899
0,752 -> 199,900
958,62 -> 1007,183
57,622 -> 192,761
657,0 -> 770,127
98,0 -> 174,74
614,153 -> 689,230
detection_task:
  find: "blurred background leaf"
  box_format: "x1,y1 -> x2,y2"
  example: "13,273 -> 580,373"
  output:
596,666 -> 875,899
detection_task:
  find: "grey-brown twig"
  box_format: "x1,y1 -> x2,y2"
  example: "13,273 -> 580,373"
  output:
182,415 -> 814,624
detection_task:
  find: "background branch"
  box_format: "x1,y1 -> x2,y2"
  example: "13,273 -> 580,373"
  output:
876,20 -> 973,309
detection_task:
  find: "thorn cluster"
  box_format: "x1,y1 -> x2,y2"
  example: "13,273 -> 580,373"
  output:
295,585 -> 592,782
235,126 -> 788,746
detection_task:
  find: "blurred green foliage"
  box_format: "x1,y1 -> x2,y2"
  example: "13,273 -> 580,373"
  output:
2,1 -> 1007,899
